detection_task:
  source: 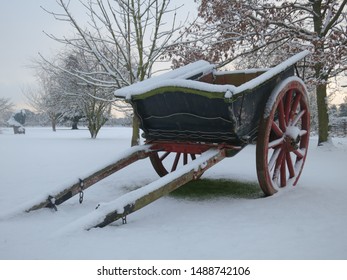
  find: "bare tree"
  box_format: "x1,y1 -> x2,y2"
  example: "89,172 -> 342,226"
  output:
28,47 -> 114,138
24,65 -> 65,132
42,0 -> 187,145
171,0 -> 347,145
58,47 -> 114,138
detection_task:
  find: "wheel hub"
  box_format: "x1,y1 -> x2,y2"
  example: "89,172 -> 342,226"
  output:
284,135 -> 300,151
284,126 -> 301,151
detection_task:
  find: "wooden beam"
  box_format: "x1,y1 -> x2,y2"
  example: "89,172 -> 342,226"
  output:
26,145 -> 152,212
82,148 -> 226,229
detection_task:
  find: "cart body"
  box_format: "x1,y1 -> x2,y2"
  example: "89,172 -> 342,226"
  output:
115,52 -> 308,148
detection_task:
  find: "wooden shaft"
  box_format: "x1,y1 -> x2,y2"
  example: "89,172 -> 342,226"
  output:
26,146 -> 151,212
90,148 -> 226,229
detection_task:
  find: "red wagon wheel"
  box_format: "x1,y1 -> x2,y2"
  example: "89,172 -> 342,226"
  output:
149,142 -> 212,178
256,77 -> 310,196
150,150 -> 201,177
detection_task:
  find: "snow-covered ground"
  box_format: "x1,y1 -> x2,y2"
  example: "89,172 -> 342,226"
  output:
0,126 -> 346,260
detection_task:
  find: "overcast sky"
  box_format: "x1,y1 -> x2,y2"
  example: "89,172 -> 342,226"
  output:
0,0 -> 196,109
0,1 -> 71,108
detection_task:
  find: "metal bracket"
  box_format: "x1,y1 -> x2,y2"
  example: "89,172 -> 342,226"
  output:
122,216 -> 127,224
47,195 -> 57,211
78,178 -> 84,204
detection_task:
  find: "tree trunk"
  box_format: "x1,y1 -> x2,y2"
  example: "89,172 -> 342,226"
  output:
71,117 -> 79,129
311,1 -> 330,145
316,83 -> 330,145
52,119 -> 57,132
72,122 -> 78,130
88,123 -> 97,139
131,114 -> 140,146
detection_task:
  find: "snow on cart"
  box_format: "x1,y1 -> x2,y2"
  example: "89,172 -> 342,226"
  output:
25,51 -> 310,230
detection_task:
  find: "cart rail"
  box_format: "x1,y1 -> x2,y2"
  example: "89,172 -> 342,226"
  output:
26,145 -> 152,212
24,143 -> 228,229
115,50 -> 310,99
78,148 -> 225,230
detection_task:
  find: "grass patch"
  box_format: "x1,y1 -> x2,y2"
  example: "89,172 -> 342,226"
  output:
170,178 -> 264,200
170,179 -> 264,200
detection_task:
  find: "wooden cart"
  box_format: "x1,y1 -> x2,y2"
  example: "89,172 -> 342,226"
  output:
26,51 -> 310,229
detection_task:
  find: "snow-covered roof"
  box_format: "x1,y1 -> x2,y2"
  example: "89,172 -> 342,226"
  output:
115,50 -> 310,99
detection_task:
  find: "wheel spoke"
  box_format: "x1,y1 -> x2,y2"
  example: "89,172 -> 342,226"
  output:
285,89 -> 293,124
278,99 -> 286,131
293,148 -> 305,159
280,155 -> 287,187
268,137 -> 284,149
268,147 -> 281,172
160,151 -> 170,161
286,152 -> 295,178
290,92 -> 302,121
183,153 -> 188,165
271,121 -> 284,137
292,109 -> 306,126
171,153 -> 181,172
273,148 -> 285,182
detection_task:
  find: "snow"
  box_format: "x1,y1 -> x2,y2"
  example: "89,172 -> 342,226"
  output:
114,50 -> 310,101
115,60 -> 216,99
224,89 -> 233,99
6,118 -> 22,127
1,126 -> 347,260
232,50 -> 310,95
285,126 -> 301,139
263,76 -> 308,118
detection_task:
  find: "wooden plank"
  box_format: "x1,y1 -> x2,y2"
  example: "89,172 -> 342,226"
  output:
26,145 -> 152,212
81,148 -> 226,230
